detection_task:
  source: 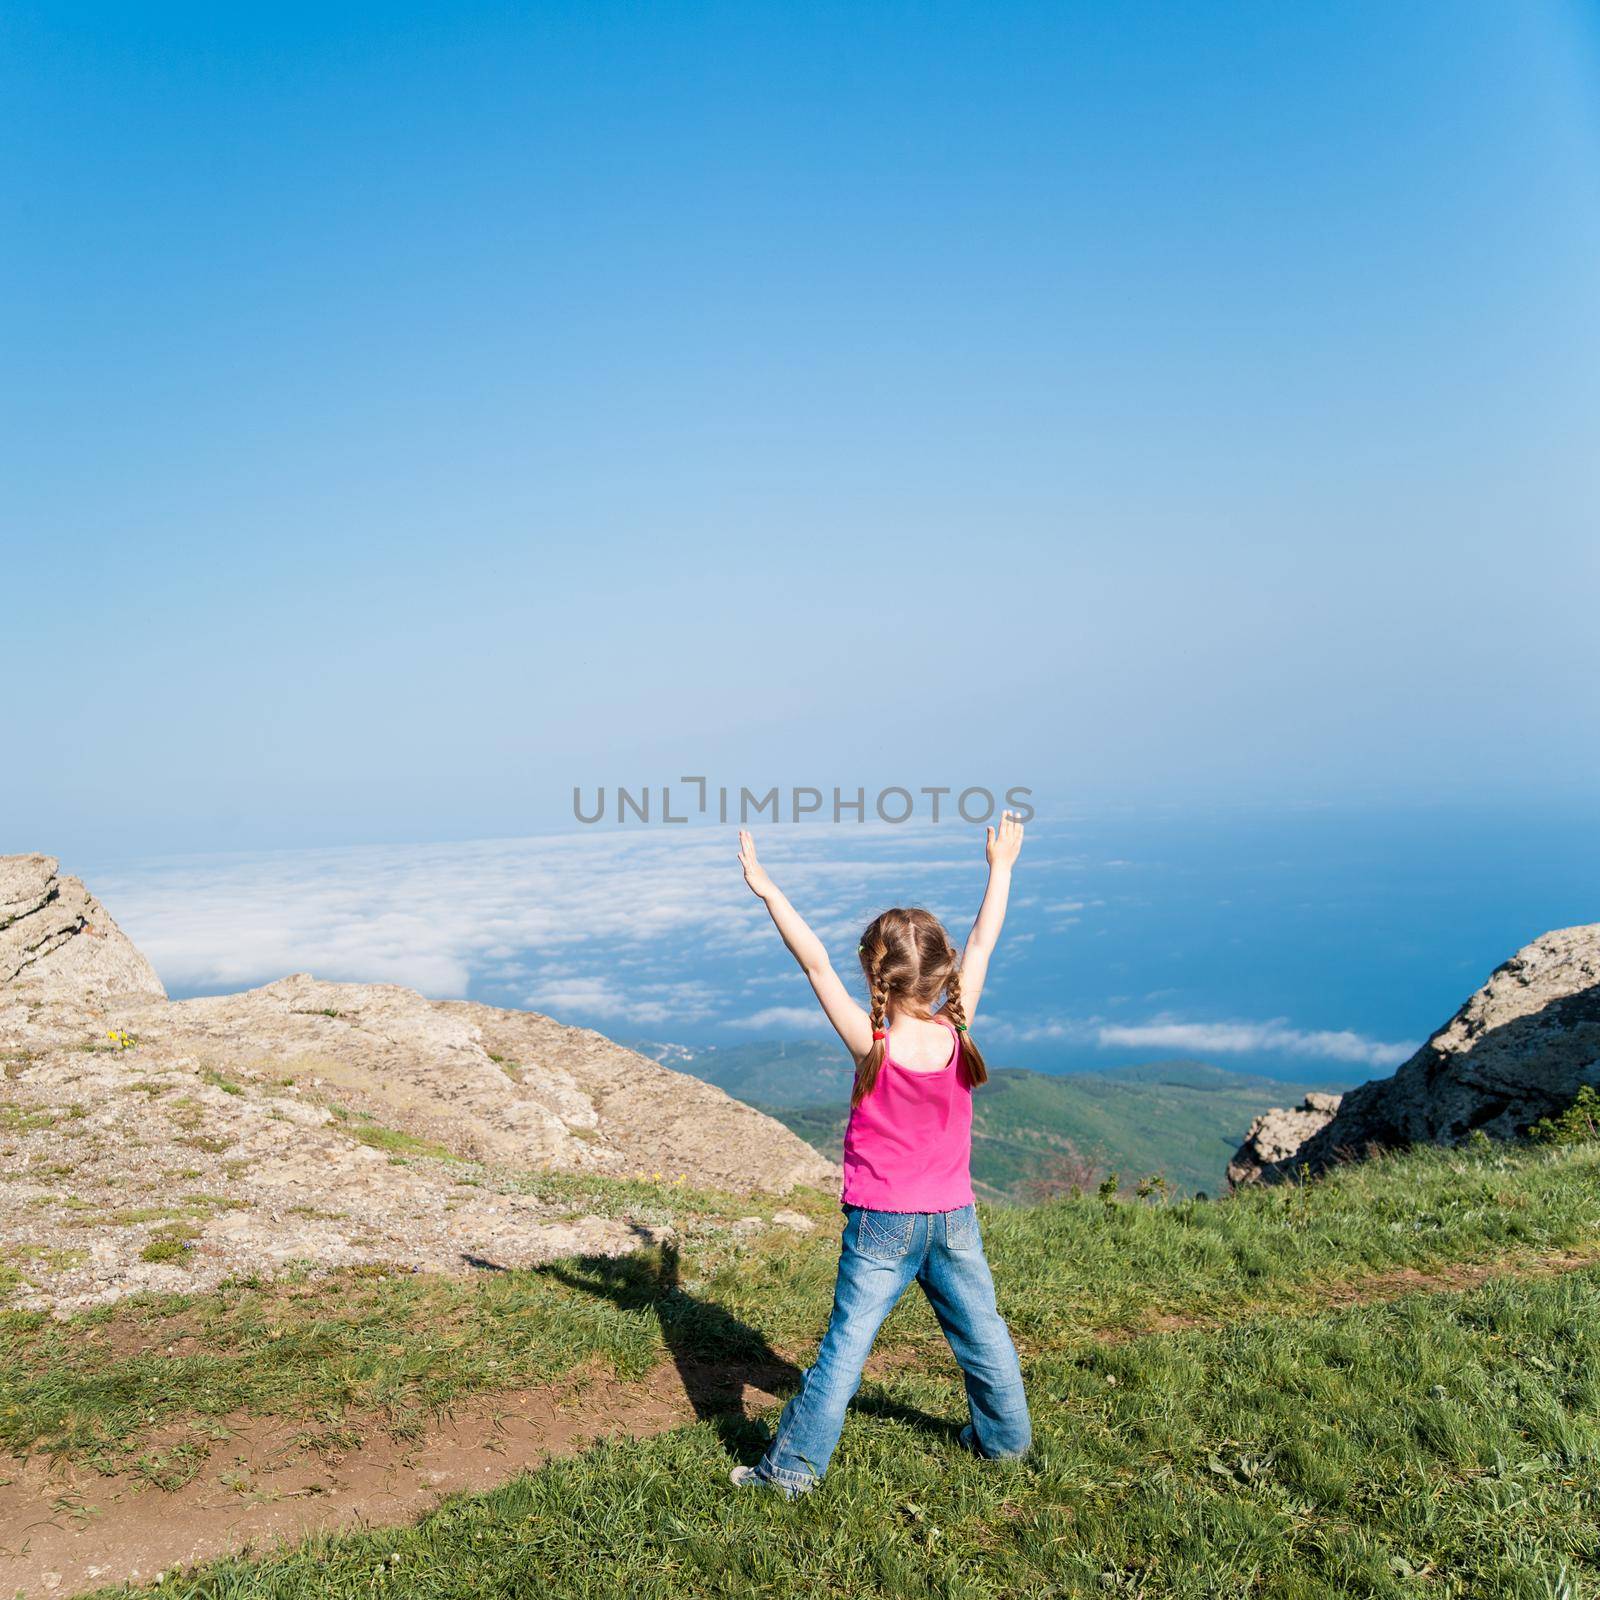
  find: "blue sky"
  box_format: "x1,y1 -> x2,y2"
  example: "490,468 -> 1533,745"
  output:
4,0 -> 1598,862
6,4 -> 1597,1081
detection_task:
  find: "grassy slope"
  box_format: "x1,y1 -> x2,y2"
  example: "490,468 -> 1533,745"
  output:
44,1139 -> 1600,1599
4,1144 -> 1595,1471
761,1060 -> 1310,1199
154,1270 -> 1600,1600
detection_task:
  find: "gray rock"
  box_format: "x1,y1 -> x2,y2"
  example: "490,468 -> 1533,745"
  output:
1230,924 -> 1600,1184
1226,1091 -> 1342,1187
168,973 -> 839,1194
0,855 -> 165,1000
0,853 -> 838,1314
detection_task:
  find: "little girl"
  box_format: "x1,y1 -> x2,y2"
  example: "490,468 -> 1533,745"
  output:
730,814 -> 1032,1496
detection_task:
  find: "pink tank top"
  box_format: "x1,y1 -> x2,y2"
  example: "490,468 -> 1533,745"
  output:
841,1018 -> 975,1212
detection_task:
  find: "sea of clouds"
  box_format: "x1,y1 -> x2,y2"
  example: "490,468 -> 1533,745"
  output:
98,823 -> 1415,1075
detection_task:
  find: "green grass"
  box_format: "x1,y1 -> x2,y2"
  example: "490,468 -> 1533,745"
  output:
698,1141 -> 1600,1359
140,1224 -> 201,1264
1533,1085 -> 1600,1146
3,1142 -> 1597,1492
495,1168 -> 755,1219
114,1266 -> 1600,1599
324,1104 -> 460,1162
342,1121 -> 458,1161
67,1196 -> 246,1230
0,1101 -> 63,1133
0,1261 -> 664,1477
0,1172 -> 797,1477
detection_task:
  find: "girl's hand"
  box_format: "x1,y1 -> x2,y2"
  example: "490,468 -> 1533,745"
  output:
985,810 -> 1025,871
738,830 -> 777,899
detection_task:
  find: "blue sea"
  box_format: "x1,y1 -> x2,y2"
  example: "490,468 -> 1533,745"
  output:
94,799 -> 1598,1091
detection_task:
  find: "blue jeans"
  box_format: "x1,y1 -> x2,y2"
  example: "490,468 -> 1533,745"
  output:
752,1203 -> 1031,1494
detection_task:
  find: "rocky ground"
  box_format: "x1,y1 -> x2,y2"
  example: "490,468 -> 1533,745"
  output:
0,855 -> 837,1314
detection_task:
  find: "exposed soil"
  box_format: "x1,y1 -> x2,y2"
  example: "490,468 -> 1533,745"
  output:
5,1245 -> 1598,1599
0,1356 -> 783,1598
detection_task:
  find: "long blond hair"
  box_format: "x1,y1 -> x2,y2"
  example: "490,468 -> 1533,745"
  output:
853,907 -> 988,1107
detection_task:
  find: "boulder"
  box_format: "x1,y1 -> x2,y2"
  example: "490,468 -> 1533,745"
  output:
0,854 -> 165,1000
1226,1091 -> 1341,1187
1230,924 -> 1600,1184
168,973 -> 839,1194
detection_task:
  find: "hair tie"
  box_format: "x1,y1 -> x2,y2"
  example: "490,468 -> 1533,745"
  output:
871,1029 -> 887,1041
954,1023 -> 968,1033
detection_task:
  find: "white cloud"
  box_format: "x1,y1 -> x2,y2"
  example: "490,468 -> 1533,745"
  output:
93,822 -> 973,1026
984,1010 -> 1415,1069
1096,1018 -> 1415,1069
100,830 -> 757,1000
986,1016 -> 1096,1044
524,973 -> 720,1027
727,1006 -> 830,1032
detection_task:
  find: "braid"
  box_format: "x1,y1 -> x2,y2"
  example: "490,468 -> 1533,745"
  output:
943,964 -> 966,1029
852,935 -> 892,1107
868,960 -> 890,1033
943,966 -> 988,1087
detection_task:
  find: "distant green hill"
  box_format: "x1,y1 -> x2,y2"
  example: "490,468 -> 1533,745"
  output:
633,1039 -> 1319,1199
634,1039 -> 854,1107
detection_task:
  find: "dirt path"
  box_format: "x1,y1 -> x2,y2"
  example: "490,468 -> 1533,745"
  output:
4,1246 -> 1598,1599
1124,1245 -> 1600,1337
0,1357 -> 755,1599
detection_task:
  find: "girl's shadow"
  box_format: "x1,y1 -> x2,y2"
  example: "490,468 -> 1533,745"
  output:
545,1239 -> 959,1465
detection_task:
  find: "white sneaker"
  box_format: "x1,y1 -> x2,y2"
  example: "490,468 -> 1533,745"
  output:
730,1464 -> 808,1498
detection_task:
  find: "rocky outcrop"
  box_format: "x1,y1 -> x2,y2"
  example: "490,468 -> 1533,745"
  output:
1230,925 -> 1600,1185
1226,1091 -> 1342,1187
0,855 -> 837,1314
167,974 -> 837,1194
0,855 -> 164,1000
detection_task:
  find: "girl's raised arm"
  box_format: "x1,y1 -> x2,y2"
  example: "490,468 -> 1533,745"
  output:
949,810 -> 1024,1024
738,830 -> 873,1061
